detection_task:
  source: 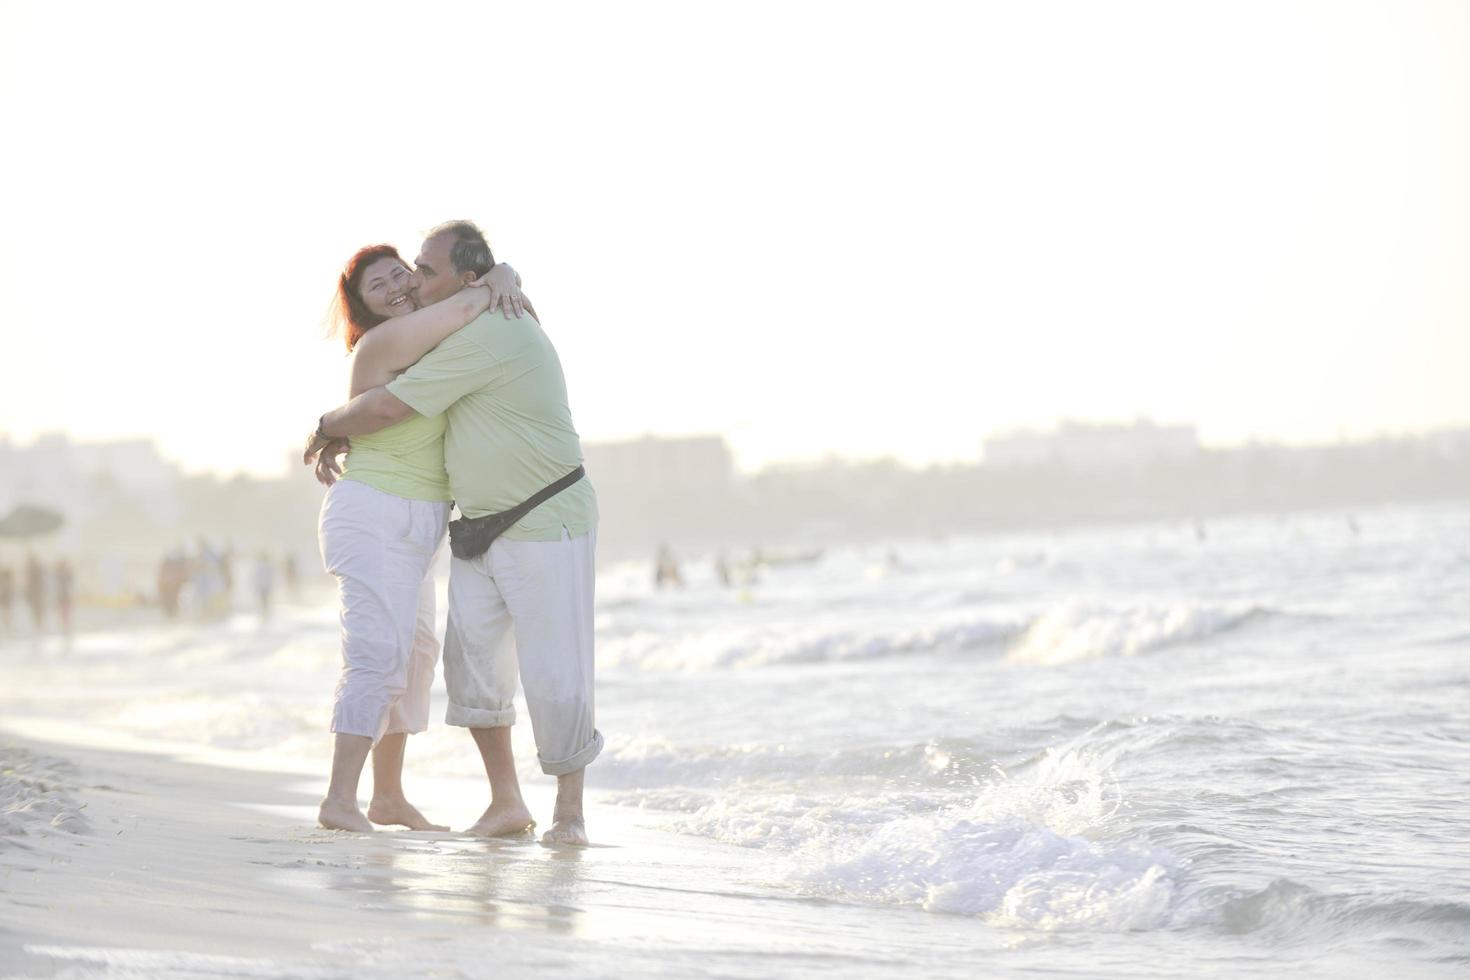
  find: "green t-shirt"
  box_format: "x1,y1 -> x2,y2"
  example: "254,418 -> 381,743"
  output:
339,412 -> 451,502
385,311 -> 597,541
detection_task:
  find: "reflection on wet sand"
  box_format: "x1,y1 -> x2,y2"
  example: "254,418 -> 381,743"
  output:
283,832 -> 592,936
239,783 -> 889,954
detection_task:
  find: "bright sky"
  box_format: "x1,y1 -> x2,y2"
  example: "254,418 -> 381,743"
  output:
1,0 -> 1467,476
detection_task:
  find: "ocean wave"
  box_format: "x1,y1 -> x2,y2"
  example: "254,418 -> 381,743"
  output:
1007,601 -> 1267,666
600,614 -> 1017,671
653,743 -> 1183,932
110,691 -> 327,753
803,815 -> 1177,930
1215,878 -> 1470,946
591,735 -> 1001,793
599,598 -> 1278,672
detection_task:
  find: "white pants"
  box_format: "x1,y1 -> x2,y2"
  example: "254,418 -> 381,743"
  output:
444,528 -> 603,775
318,479 -> 450,741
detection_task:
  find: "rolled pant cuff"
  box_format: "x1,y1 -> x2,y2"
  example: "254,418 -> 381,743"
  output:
330,722 -> 380,740
332,705 -> 391,740
539,729 -> 604,776
446,703 -> 517,728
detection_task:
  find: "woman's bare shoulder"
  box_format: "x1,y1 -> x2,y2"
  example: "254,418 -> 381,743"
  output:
351,328 -> 384,358
346,337 -> 395,393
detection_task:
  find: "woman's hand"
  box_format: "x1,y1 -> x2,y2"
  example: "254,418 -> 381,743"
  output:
311,439 -> 351,486
315,440 -> 350,486
303,427 -> 333,467
304,423 -> 347,466
472,264 -> 525,319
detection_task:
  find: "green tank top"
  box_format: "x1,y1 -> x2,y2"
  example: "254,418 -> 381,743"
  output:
340,413 -> 452,502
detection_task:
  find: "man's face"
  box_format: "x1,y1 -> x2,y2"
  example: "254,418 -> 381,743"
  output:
411,233 -> 466,308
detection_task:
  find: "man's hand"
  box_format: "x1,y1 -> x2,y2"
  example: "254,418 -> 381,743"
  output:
476,264 -> 525,319
313,439 -> 350,486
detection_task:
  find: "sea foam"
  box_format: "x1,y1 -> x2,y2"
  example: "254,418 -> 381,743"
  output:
600,612 -> 1017,671
666,742 -> 1182,931
1007,601 -> 1263,666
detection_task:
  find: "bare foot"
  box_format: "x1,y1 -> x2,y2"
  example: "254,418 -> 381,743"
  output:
318,797 -> 373,833
367,796 -> 449,832
464,801 -> 536,838
540,817 -> 588,846
543,768 -> 588,846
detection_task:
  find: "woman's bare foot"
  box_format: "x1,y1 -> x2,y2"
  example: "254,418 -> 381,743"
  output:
318,797 -> 373,833
540,817 -> 588,846
367,796 -> 449,832
464,800 -> 535,837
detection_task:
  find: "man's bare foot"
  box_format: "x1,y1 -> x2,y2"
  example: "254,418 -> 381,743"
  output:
543,768 -> 588,845
318,797 -> 373,833
541,817 -> 588,846
367,796 -> 449,832
464,801 -> 535,838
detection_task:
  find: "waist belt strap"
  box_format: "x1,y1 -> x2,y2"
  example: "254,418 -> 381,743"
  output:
514,465 -> 584,523
447,466 -> 586,561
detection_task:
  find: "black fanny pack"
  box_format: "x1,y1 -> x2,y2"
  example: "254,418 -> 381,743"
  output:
447,466 -> 585,561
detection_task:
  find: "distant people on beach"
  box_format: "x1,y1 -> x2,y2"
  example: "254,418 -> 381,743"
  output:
253,552 -> 276,623
0,546 -> 306,636
53,559 -> 74,637
282,552 -> 299,600
219,545 -> 235,597
0,566 -> 13,633
191,539 -> 229,619
655,545 -> 684,589
154,541 -> 253,621
157,550 -> 186,618
24,553 -> 46,632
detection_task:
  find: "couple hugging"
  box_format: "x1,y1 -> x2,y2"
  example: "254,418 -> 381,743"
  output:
303,220 -> 600,846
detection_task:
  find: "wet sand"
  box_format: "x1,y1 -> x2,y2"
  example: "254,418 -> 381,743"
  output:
0,729 -> 1002,980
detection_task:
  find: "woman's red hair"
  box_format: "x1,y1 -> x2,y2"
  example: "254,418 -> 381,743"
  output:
331,244 -> 409,352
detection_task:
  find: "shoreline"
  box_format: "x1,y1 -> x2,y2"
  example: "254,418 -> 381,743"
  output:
2,710 -> 1455,979
0,727 -> 979,980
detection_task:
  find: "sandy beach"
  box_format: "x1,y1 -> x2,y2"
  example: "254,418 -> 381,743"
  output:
0,729 -> 1003,980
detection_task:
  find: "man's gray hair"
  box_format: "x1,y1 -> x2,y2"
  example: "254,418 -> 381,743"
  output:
427,220 -> 495,278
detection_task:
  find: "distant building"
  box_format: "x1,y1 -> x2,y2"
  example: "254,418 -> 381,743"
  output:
0,433 -> 183,544
983,420 -> 1200,469
1428,428 -> 1470,461
583,435 -> 735,496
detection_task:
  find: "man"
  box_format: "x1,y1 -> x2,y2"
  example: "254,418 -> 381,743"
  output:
307,221 -> 601,846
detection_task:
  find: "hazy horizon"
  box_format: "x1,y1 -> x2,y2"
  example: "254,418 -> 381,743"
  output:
7,416 -> 1470,484
3,0 -> 1468,478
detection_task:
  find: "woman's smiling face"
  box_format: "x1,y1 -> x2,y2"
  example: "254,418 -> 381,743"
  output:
357,257 -> 417,319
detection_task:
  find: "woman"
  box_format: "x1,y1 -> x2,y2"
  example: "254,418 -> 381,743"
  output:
313,244 -> 522,833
